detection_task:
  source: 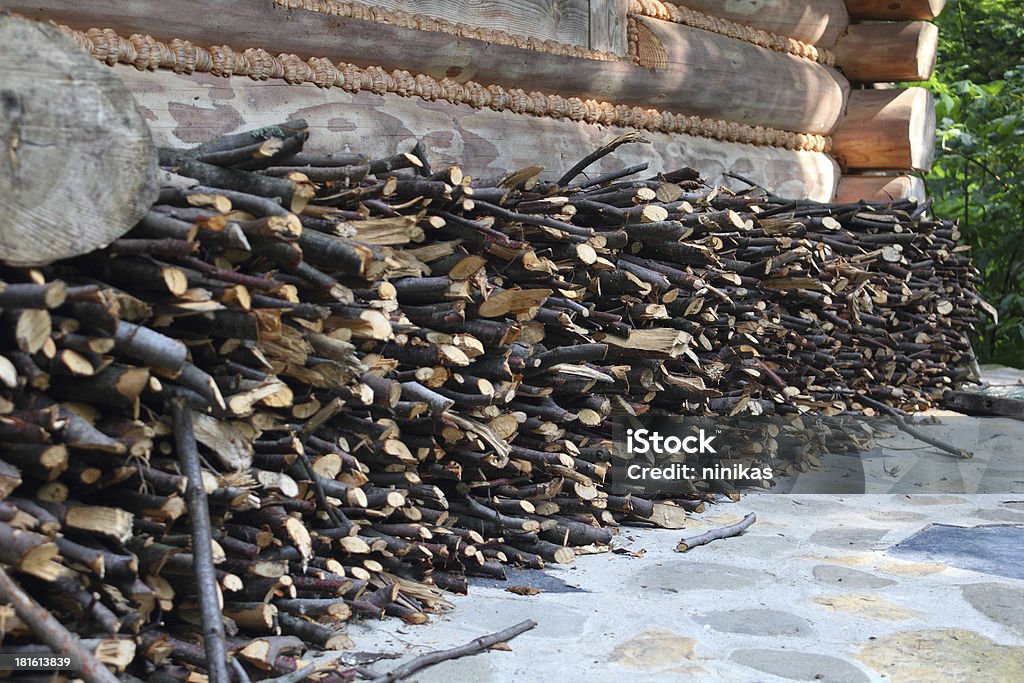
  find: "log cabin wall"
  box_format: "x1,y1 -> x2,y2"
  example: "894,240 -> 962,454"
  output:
2,0 -> 944,202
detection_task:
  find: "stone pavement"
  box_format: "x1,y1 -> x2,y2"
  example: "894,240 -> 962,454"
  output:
348,378 -> 1024,682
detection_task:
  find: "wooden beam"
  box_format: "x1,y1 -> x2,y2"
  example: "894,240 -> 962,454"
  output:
589,0 -> 629,56
834,174 -> 925,203
634,15 -> 848,133
0,16 -> 157,267
113,66 -> 840,201
844,0 -> 946,21
833,21 -> 938,82
324,0 -> 592,50
831,88 -> 935,172
674,0 -> 851,47
1,0 -> 849,134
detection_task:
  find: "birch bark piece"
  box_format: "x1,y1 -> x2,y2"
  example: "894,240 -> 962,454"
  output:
0,16 -> 157,266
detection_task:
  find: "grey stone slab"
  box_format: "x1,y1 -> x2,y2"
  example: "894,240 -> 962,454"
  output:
443,600 -> 590,641
862,510 -> 928,523
470,567 -> 586,593
812,564 -> 896,589
635,562 -> 767,592
890,524 -> 1024,581
730,649 -> 870,682
960,582 -> 1024,637
899,495 -> 969,506
806,527 -> 889,550
714,533 -> 798,555
968,508 -> 1024,523
697,609 -> 814,637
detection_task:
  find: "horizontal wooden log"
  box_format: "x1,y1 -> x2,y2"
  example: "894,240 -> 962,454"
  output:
831,88 -> 935,172
341,0 -> 592,50
834,174 -> 925,202
0,16 -> 156,267
3,0 -> 847,134
844,0 -> 946,20
633,15 -> 848,133
113,67 -> 840,201
833,21 -> 938,82
666,0 -> 851,47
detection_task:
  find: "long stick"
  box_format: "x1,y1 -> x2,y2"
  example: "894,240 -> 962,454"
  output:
859,395 -> 973,459
171,398 -> 231,683
369,620 -> 537,683
676,512 -> 756,552
0,566 -> 120,683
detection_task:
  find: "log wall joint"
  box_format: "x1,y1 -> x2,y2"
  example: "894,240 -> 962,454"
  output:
628,0 -> 836,66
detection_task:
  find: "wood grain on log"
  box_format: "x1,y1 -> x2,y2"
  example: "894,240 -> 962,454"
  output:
590,0 -> 630,55
0,16 -> 156,266
3,1 -> 846,134
670,0 -> 850,46
833,21 -> 939,82
632,15 -> 848,133
835,175 -> 925,203
832,88 -> 936,172
314,0 -> 592,50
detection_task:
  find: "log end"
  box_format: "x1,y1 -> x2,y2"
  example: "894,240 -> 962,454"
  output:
0,17 -> 157,266
832,88 -> 936,173
834,174 -> 926,203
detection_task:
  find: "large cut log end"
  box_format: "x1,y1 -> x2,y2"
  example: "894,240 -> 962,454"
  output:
834,174 -> 925,203
831,88 -> 936,172
0,16 -> 157,266
833,21 -> 939,82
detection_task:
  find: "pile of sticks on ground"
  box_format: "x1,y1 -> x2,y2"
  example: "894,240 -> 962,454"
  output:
0,121 -> 981,680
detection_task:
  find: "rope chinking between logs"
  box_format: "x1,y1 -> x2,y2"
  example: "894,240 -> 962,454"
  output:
55,24 -> 832,154
273,0 -> 619,62
277,0 -> 835,68
628,0 -> 837,67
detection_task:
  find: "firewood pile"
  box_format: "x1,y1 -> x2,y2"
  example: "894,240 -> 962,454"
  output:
0,121 -> 982,680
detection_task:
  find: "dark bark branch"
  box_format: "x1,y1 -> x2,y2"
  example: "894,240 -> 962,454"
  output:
170,398 -> 231,683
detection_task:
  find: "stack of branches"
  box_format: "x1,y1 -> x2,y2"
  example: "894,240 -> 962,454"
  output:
0,121 -> 982,681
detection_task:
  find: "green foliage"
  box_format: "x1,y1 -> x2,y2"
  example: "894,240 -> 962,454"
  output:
936,0 -> 1024,83
925,1 -> 1024,366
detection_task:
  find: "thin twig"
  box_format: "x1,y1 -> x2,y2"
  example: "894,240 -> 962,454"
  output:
171,398 -> 231,683
859,395 -> 973,459
0,566 -> 121,683
568,162 -> 649,190
296,450 -> 349,530
556,133 -> 649,187
676,512 -> 756,552
722,171 -> 764,190
369,620 -> 537,683
258,662 -> 331,683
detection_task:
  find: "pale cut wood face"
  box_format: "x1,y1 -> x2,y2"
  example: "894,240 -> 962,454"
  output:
0,17 -> 157,267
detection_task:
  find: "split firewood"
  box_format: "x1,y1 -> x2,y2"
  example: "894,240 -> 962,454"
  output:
0,124 -> 985,681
